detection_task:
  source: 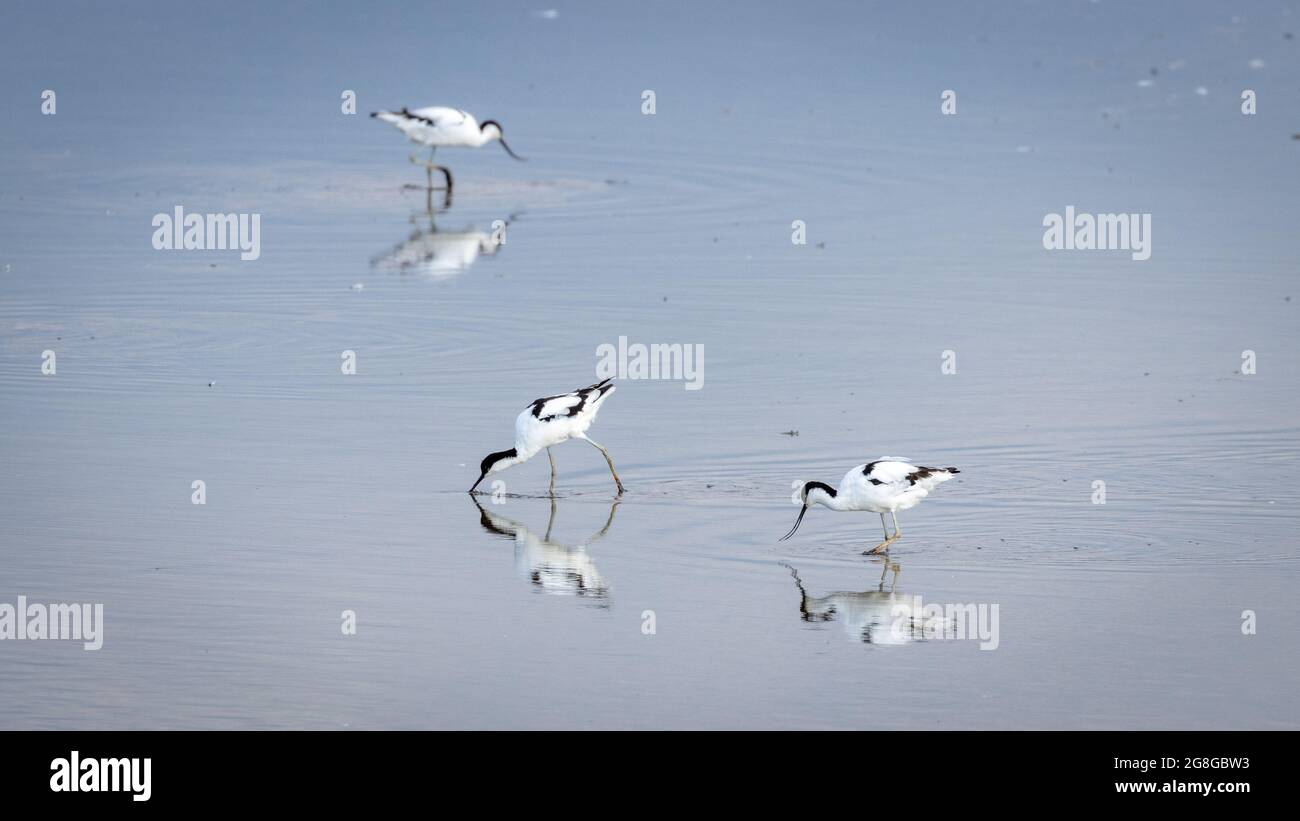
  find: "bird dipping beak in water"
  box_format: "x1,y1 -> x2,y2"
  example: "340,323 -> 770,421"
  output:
782,459 -> 960,553
470,378 -> 623,497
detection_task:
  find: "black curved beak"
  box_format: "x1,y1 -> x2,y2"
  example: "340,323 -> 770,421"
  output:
498,137 -> 526,161
779,505 -> 809,542
469,473 -> 487,494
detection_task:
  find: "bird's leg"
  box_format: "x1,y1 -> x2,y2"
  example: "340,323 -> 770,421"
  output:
891,511 -> 902,540
410,150 -> 433,170
547,447 -> 557,497
865,513 -> 897,554
421,165 -> 453,193
425,147 -> 454,193
415,184 -> 450,212
580,435 -> 625,495
864,538 -> 892,555
408,147 -> 452,193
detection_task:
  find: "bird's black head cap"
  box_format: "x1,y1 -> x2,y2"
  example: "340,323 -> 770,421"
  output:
481,448 -> 517,476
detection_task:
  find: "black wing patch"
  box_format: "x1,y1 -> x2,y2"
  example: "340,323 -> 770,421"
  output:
906,467 -> 936,484
904,466 -> 960,484
529,378 -> 614,421
864,461 -> 959,486
399,106 -> 437,126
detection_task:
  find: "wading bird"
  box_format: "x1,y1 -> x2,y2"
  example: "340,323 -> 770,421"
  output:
469,378 -> 623,496
370,106 -> 525,193
781,459 -> 959,553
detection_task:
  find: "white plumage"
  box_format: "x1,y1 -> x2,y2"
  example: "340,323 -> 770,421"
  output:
371,105 -> 525,192
371,106 -> 499,149
781,459 -> 960,552
470,378 -> 623,495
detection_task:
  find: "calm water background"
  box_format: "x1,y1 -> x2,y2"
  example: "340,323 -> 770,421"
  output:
1,0 -> 1298,728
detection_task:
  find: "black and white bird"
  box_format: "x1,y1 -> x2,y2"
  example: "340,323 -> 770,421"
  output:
469,378 -> 623,496
781,459 -> 960,553
370,106 -> 525,192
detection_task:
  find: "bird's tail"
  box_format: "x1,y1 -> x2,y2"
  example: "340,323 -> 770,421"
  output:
370,110 -> 404,126
910,466 -> 960,489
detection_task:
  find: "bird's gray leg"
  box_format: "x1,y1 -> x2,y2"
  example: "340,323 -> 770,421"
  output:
891,511 -> 902,539
425,147 -> 454,193
407,147 -> 452,193
864,538 -> 892,555
422,148 -> 446,192
547,447 -> 557,497
864,513 -> 894,554
580,435 -> 625,495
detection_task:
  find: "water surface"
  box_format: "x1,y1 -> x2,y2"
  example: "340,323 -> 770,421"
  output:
1,0 -> 1298,729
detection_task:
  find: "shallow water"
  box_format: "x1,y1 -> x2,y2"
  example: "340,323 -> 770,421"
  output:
1,1 -> 1298,728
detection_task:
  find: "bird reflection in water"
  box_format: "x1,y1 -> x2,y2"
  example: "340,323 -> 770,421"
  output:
370,200 -> 510,279
781,559 -> 948,644
472,496 -> 618,604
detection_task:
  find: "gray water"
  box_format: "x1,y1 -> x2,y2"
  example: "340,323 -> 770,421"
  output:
1,1 -> 1298,729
